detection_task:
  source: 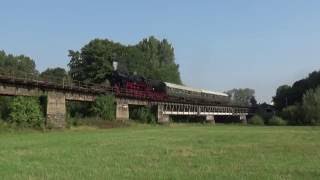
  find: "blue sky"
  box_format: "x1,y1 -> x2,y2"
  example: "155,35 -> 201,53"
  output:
1,0 -> 320,102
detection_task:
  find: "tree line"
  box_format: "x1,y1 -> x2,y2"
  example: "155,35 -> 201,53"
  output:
0,36 -> 260,129
273,70 -> 320,125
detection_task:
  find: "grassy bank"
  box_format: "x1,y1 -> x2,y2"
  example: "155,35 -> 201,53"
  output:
0,125 -> 319,179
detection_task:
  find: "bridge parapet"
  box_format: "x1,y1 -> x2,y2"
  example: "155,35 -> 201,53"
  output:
160,103 -> 249,116
157,102 -> 250,124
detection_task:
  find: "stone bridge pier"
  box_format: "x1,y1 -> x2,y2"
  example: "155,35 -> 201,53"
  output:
46,91 -> 66,128
116,100 -> 129,121
240,115 -> 247,124
157,104 -> 170,123
206,115 -> 215,124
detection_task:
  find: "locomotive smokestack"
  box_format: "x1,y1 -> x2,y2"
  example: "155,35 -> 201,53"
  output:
113,61 -> 118,71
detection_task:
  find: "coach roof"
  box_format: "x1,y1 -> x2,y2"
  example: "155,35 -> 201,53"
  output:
164,82 -> 228,96
164,82 -> 201,93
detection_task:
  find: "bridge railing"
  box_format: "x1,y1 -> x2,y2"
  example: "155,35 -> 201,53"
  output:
0,71 -> 163,96
0,71 -> 114,93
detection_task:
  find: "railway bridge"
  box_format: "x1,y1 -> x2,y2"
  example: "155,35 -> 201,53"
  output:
0,73 -> 252,128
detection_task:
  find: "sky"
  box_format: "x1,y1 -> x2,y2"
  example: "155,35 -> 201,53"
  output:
1,0 -> 320,103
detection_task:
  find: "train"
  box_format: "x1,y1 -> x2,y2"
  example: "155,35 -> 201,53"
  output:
109,70 -> 230,105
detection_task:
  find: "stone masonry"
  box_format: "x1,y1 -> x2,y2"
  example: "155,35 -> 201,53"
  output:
46,91 -> 66,128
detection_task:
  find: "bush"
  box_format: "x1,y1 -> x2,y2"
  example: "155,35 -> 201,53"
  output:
67,101 -> 93,118
9,97 -> 44,128
92,95 -> 115,120
268,116 -> 287,126
281,105 -> 304,125
248,115 -> 265,125
0,96 -> 12,121
131,107 -> 156,124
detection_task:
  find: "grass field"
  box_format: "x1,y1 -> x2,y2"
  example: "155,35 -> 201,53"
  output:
0,124 -> 320,180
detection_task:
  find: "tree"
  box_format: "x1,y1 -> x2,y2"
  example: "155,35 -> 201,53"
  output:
226,88 -> 256,106
273,85 -> 291,111
0,50 -> 38,77
136,36 -> 182,84
273,70 -> 320,111
68,37 -> 182,85
68,39 -> 126,83
302,87 -> 320,125
0,50 -> 40,124
40,67 -> 69,84
124,46 -> 146,75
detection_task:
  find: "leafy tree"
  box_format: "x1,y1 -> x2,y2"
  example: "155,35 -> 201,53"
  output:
226,88 -> 256,106
68,39 -> 126,83
92,95 -> 116,120
124,46 -> 146,75
273,85 -> 291,111
280,90 -> 320,125
136,36 -> 181,84
9,97 -> 44,128
273,70 -> 320,111
0,50 -> 38,77
302,87 -> 320,125
68,37 -> 182,85
40,67 -> 69,84
0,50 -> 40,123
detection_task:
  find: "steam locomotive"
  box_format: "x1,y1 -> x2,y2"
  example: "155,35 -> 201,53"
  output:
109,71 -> 230,105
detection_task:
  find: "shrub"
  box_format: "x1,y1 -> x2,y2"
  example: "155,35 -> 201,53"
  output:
131,107 -> 156,124
248,115 -> 265,125
9,97 -> 44,128
268,116 -> 287,126
67,101 -> 94,118
92,95 -> 115,120
281,105 -> 304,125
0,96 -> 13,120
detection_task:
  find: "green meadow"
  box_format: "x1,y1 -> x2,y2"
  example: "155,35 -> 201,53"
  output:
0,124 -> 319,180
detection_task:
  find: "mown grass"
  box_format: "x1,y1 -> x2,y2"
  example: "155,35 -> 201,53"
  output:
0,124 -> 320,180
